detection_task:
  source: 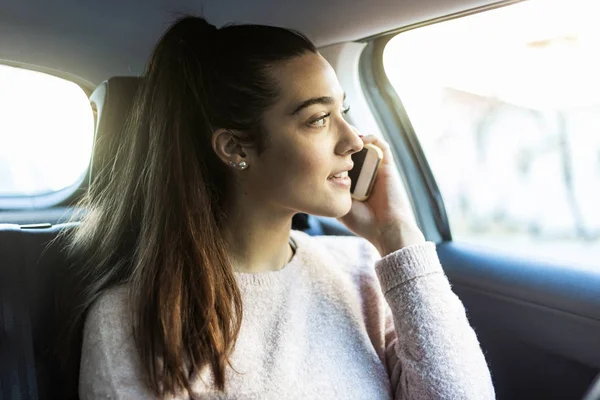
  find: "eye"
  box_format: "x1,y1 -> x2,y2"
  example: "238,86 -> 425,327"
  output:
342,105 -> 351,116
308,113 -> 331,128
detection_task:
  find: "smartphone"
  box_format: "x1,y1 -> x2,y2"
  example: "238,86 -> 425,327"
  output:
349,144 -> 383,201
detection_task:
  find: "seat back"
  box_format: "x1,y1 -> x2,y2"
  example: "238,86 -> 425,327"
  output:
0,77 -> 141,400
88,77 -> 141,191
1,224 -> 76,399
1,224 -> 39,400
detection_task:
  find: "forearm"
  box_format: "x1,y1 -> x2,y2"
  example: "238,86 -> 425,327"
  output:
375,243 -> 495,399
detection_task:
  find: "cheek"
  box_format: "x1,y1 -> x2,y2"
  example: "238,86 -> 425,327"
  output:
257,141 -> 325,194
295,148 -> 325,174
275,147 -> 326,189
252,141 -> 351,216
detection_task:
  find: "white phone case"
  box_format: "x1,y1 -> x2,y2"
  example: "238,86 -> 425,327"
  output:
351,144 -> 383,201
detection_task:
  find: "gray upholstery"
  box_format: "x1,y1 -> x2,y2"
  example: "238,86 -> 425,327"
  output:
0,224 -> 39,400
0,224 -> 74,399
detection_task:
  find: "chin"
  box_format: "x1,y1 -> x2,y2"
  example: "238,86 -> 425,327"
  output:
334,194 -> 353,217
308,191 -> 353,219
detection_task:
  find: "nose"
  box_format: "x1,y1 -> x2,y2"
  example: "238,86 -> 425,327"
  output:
335,119 -> 364,156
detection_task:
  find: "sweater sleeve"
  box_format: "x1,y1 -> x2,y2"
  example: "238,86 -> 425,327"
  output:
79,287 -> 188,400
373,242 -> 495,400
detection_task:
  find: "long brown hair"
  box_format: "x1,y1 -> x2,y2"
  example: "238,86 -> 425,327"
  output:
56,16 -> 316,398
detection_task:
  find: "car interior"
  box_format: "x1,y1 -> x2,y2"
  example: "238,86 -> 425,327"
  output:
1,0 -> 600,399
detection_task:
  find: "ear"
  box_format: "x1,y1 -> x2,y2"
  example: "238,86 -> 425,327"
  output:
211,129 -> 253,167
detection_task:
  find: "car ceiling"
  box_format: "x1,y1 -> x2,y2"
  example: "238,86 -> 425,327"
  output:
1,0 -> 499,87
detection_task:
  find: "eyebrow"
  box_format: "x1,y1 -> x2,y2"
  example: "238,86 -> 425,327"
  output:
291,92 -> 347,115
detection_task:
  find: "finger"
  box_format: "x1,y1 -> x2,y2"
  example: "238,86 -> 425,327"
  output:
359,134 -> 388,148
358,134 -> 394,161
349,127 -> 393,159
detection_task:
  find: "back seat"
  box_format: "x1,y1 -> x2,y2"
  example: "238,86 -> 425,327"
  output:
0,223 -> 74,400
0,76 -> 352,400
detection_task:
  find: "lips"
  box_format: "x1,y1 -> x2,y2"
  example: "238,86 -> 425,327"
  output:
328,170 -> 349,180
328,163 -> 353,180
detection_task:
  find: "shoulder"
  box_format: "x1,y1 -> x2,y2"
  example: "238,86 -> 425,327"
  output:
85,284 -> 130,327
289,231 -> 390,341
82,284 -> 133,348
290,230 -> 381,278
80,285 -> 162,398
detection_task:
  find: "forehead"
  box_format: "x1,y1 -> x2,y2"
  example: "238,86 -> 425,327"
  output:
269,52 -> 344,107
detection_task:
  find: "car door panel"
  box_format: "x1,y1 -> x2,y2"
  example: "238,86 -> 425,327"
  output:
438,242 -> 600,399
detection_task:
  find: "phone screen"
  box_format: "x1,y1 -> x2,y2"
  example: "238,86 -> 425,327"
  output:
349,148 -> 367,193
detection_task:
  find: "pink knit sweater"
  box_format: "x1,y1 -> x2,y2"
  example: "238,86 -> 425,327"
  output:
79,230 -> 495,399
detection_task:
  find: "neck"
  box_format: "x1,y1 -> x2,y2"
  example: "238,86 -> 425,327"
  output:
222,196 -> 295,274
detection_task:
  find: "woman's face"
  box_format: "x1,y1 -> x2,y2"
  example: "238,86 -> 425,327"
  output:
243,51 -> 364,218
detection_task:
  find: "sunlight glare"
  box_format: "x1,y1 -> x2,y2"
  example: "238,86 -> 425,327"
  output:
0,64 -> 94,196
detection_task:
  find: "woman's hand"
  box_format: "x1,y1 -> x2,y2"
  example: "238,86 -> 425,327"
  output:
337,133 -> 426,256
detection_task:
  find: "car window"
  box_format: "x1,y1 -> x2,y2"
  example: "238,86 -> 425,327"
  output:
0,64 -> 94,200
383,0 -> 599,266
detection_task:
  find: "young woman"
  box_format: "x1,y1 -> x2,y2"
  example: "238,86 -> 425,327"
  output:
60,16 -> 495,399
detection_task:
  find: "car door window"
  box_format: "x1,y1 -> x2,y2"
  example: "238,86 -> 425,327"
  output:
383,0 -> 600,266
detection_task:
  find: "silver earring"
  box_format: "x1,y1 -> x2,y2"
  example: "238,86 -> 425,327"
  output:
229,160 -> 248,169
